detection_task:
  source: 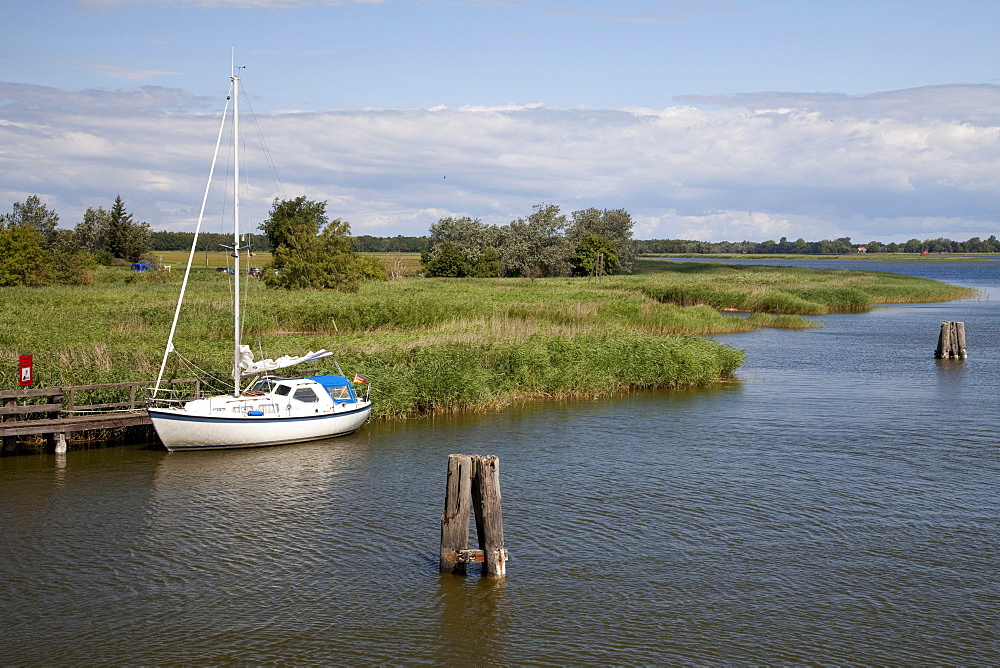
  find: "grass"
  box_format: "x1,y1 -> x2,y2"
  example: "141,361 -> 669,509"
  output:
0,260 -> 973,418
630,259 -> 974,314
144,249 -> 273,273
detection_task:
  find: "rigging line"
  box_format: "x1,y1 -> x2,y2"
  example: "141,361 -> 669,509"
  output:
173,352 -> 230,396
158,349 -> 225,399
153,84 -> 233,398
171,350 -> 216,381
239,80 -> 287,200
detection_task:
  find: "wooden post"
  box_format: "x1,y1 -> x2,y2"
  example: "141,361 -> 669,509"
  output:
935,321 -> 948,358
2,396 -> 15,453
440,454 -> 508,577
440,454 -> 473,574
935,321 -> 968,359
44,390 -> 63,453
472,455 -> 507,578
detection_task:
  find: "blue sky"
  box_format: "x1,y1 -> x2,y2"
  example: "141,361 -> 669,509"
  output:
4,0 -> 1000,242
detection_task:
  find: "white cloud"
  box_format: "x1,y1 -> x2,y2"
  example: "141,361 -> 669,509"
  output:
66,58 -> 183,81
82,0 -> 384,7
2,82 -> 1000,242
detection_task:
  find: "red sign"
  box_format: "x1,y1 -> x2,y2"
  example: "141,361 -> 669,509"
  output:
18,355 -> 32,387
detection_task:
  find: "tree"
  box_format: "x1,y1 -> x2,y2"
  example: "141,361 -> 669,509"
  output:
260,196 -> 369,291
421,216 -> 499,274
422,242 -> 472,277
571,234 -> 619,277
471,247 -> 500,277
106,195 -> 150,263
75,206 -> 110,254
0,224 -> 50,286
567,208 -> 636,273
50,229 -> 96,285
260,196 -> 328,250
498,203 -> 571,278
928,237 -> 954,253
0,195 -> 60,249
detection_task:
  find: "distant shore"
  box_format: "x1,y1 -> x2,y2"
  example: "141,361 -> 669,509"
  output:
642,252 -> 992,261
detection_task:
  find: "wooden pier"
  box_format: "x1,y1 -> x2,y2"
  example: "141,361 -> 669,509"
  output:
1,377 -> 199,453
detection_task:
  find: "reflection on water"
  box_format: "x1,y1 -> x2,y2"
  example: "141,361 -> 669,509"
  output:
1,260 -> 998,664
436,575 -> 510,664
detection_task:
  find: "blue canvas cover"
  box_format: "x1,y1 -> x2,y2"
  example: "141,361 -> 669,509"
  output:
306,374 -> 357,403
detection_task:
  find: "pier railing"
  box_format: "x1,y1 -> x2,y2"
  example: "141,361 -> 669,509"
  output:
0,377 -> 200,451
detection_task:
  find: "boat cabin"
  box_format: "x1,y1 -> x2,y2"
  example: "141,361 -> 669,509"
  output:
252,375 -> 358,404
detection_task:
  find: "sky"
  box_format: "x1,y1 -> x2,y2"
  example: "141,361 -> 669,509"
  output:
3,1 -> 1000,243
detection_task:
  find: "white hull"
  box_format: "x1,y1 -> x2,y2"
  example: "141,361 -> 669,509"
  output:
148,402 -> 371,451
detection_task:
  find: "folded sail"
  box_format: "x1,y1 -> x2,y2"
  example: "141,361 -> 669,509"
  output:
238,345 -> 334,376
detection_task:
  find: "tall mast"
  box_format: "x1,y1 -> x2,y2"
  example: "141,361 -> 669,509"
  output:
231,69 -> 242,396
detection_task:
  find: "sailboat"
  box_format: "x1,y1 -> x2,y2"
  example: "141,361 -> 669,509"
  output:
147,67 -> 372,452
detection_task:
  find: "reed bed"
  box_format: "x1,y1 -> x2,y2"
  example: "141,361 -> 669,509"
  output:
627,260 -> 974,313
0,261 -> 971,417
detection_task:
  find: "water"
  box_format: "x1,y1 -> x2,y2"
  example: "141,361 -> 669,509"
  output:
2,260 -> 998,664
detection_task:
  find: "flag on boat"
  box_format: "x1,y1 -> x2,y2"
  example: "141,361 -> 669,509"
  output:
353,374 -> 369,384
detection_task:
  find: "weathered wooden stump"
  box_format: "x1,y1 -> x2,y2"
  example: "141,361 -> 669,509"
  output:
440,454 -> 508,577
935,321 -> 967,359
472,455 -> 506,577
440,454 -> 474,574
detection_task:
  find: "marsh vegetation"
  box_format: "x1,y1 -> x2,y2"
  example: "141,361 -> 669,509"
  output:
0,258 -> 973,418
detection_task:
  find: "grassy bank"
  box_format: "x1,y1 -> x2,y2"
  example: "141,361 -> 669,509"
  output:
0,261 -> 973,418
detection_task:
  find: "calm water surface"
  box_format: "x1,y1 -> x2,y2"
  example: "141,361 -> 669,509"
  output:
1,260 -> 997,664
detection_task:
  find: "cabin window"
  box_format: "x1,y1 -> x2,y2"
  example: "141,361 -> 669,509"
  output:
274,384 -> 291,396
326,386 -> 351,400
254,379 -> 279,392
261,404 -> 277,414
293,387 -> 320,403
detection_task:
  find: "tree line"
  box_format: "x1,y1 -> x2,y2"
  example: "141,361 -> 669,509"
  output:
8,190 -> 998,290
351,235 -> 430,253
0,195 -> 151,286
149,230 -> 272,253
636,235 -> 1000,255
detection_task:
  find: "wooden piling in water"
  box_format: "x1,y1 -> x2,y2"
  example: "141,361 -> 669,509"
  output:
935,321 -> 968,359
472,455 -> 507,577
440,454 -> 474,574
440,454 -> 508,577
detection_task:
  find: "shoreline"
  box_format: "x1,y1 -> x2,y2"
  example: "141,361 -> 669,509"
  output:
0,263 -> 975,452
